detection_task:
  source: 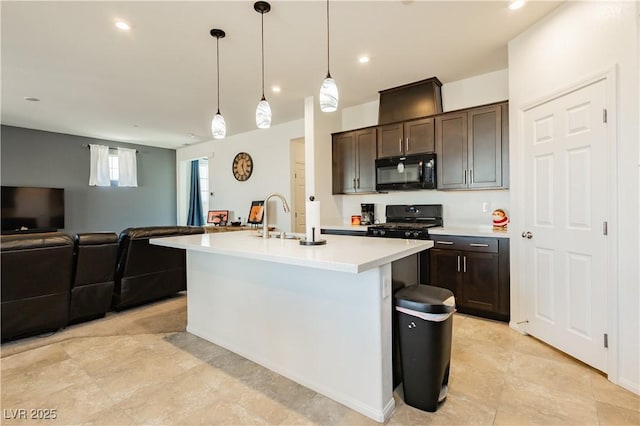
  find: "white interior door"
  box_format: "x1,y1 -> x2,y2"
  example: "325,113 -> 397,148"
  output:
292,138 -> 306,233
522,78 -> 609,372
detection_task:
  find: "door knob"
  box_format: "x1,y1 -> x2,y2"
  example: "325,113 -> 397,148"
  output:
521,231 -> 533,239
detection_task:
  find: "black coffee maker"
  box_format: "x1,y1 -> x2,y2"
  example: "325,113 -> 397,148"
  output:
361,203 -> 375,225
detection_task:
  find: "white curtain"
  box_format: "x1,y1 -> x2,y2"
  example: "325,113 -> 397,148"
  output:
89,144 -> 110,186
117,147 -> 138,187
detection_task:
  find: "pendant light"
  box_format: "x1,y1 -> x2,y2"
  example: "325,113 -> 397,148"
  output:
254,1 -> 272,129
319,0 -> 338,112
210,28 -> 226,139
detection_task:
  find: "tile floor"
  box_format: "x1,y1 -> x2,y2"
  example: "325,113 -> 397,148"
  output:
1,294 -> 638,425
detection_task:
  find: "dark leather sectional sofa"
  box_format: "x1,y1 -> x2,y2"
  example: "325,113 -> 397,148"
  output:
0,226 -> 204,342
113,226 -> 204,310
1,232 -> 74,341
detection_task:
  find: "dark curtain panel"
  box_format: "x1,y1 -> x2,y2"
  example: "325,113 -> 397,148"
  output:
187,160 -> 204,226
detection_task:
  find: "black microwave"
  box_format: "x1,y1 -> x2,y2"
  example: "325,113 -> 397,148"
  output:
375,153 -> 436,191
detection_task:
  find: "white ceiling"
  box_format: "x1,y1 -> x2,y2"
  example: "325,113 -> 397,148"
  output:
1,1 -> 562,149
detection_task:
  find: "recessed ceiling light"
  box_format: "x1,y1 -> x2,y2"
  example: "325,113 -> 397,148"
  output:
272,86 -> 281,93
358,56 -> 370,64
115,20 -> 130,31
508,0 -> 525,10
24,97 -> 40,102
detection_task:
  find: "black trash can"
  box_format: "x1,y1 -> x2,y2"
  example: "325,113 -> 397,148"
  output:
395,285 -> 455,412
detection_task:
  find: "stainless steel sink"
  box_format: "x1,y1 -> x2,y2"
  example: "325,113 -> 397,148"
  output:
254,231 -> 302,240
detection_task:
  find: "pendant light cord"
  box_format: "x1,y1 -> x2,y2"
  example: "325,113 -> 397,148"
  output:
216,36 -> 221,114
261,11 -> 266,100
326,0 -> 331,79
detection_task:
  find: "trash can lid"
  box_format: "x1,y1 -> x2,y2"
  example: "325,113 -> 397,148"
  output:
394,285 -> 455,314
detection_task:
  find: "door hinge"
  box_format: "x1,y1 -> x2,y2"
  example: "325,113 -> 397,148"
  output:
603,109 -> 608,123
603,221 -> 608,236
604,333 -> 608,348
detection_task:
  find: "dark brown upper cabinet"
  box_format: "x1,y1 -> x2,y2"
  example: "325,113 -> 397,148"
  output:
436,102 -> 508,190
378,77 -> 443,125
332,128 -> 376,194
377,117 -> 435,159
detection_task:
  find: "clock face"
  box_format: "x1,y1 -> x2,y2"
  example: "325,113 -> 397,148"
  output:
232,152 -> 253,181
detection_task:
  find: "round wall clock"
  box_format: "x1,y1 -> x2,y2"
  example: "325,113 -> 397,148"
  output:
232,152 -> 253,181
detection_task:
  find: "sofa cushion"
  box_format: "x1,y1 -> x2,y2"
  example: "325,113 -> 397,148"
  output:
69,232 -> 119,323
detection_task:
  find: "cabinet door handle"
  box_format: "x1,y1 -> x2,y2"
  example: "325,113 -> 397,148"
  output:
469,243 -> 489,247
457,255 -> 460,272
470,169 -> 474,184
405,137 -> 409,153
353,178 -> 356,189
463,256 -> 467,273
435,241 -> 454,245
398,138 -> 402,153
356,177 -> 360,188
464,170 -> 467,184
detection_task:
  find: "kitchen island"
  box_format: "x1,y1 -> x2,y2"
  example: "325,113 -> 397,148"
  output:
151,230 -> 432,422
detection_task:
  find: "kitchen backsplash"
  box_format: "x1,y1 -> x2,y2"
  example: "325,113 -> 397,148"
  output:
339,189 -> 510,228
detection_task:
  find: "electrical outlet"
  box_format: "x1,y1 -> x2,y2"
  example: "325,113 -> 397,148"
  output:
482,202 -> 490,213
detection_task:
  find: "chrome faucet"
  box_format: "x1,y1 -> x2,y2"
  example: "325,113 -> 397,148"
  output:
262,193 -> 290,239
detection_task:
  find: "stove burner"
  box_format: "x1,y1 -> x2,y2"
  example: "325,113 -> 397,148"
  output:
366,204 -> 443,240
372,223 -> 438,230
367,224 -> 436,239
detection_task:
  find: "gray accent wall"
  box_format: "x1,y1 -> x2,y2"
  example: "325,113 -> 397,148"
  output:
1,125 -> 177,235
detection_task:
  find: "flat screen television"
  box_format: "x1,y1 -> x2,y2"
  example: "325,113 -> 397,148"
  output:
1,186 -> 65,234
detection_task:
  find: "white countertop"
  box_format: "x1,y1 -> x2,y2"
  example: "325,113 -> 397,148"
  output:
151,230 -> 432,274
429,226 -> 511,239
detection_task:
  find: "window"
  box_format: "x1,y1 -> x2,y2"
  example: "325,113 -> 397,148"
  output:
108,152 -> 119,184
199,159 -> 209,220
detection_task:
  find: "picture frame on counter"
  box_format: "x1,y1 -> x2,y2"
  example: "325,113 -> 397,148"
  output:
207,210 -> 229,226
247,201 -> 264,225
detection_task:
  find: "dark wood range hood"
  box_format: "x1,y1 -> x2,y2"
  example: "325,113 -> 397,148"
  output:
378,77 -> 443,125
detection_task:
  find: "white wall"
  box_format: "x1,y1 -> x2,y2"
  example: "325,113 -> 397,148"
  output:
176,119 -> 304,232
305,96 -> 343,225
336,69 -> 511,228
442,69 -> 509,112
342,100 -> 379,130
508,1 -> 639,394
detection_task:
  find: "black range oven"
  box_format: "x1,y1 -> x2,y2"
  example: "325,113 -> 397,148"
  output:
367,203 -> 443,290
367,204 -> 443,240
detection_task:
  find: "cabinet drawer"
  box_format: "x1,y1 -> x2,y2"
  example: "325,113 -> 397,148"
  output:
430,235 -> 498,253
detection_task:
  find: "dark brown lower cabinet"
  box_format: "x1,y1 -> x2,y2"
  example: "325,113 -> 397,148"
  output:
461,251 -> 500,313
428,235 -> 509,321
428,249 -> 459,296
